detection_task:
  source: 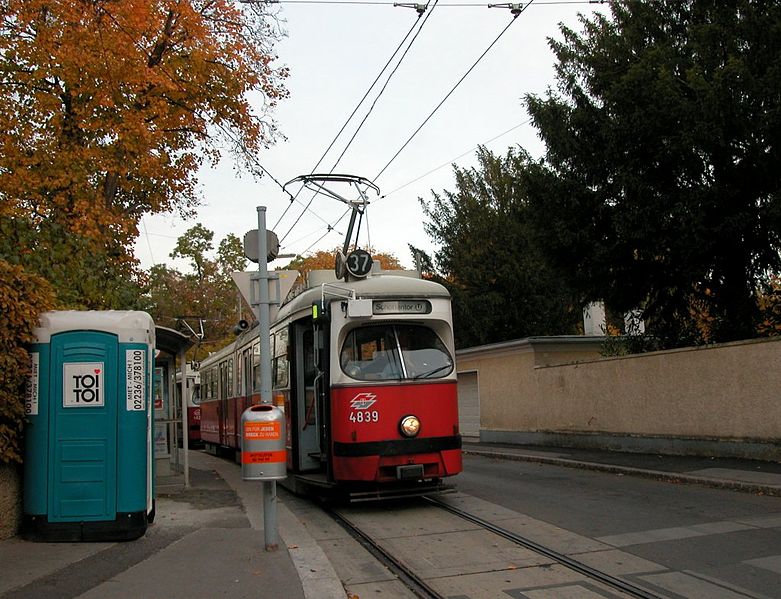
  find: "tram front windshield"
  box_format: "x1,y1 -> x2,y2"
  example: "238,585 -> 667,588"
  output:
340,324 -> 453,381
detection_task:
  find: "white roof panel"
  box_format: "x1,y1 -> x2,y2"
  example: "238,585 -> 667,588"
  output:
34,310 -> 155,345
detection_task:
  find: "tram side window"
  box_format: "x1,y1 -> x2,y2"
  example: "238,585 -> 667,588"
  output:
204,370 -> 211,401
272,329 -> 289,390
236,354 -> 243,396
219,361 -> 227,401
242,348 -> 252,396
273,357 -> 289,388
252,343 -> 261,392
192,383 -> 201,405
227,357 -> 234,398
340,324 -> 453,381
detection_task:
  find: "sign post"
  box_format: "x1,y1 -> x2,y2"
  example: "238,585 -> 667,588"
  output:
251,206 -> 281,551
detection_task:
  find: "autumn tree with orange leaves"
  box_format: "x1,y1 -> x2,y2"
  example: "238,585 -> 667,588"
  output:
0,0 -> 288,464
0,0 -> 288,307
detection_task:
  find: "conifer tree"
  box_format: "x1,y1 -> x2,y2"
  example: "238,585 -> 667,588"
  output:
525,0 -> 781,345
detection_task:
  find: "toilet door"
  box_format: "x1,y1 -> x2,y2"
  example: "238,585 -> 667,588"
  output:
49,331 -> 118,522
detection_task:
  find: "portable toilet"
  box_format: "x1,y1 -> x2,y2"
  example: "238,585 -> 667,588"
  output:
22,311 -> 155,541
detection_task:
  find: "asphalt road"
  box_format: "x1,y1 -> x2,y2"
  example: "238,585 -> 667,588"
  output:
456,453 -> 781,597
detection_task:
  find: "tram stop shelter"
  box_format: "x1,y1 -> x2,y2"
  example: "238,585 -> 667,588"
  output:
154,326 -> 194,487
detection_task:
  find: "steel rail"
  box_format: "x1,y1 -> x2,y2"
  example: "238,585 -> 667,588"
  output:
324,505 -> 446,599
424,496 -> 663,599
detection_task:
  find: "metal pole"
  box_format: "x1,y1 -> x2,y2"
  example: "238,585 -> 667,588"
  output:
257,208 -> 272,408
256,206 -> 278,552
180,350 -> 190,488
167,358 -> 178,473
263,481 -> 278,551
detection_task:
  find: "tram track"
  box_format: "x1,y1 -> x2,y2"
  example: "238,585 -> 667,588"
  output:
326,506 -> 444,599
423,496 -> 662,599
321,495 -> 665,599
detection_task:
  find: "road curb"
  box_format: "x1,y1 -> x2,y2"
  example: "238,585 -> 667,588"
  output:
463,448 -> 781,497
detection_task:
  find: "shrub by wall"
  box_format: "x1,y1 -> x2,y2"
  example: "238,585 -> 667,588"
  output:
0,259 -> 54,464
0,259 -> 54,538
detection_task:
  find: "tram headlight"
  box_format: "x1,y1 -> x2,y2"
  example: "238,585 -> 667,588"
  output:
399,415 -> 421,438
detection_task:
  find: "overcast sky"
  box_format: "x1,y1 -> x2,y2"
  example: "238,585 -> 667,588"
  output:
134,0 -> 607,272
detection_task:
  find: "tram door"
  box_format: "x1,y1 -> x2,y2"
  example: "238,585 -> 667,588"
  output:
294,324 -> 320,471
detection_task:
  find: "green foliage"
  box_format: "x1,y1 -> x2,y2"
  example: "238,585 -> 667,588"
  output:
171,223 -> 215,281
600,335 -> 663,358
421,147 -> 581,348
408,245 -> 437,279
217,234 -> 249,276
0,260 -> 54,464
142,226 -> 248,359
523,0 -> 781,347
0,216 -> 144,310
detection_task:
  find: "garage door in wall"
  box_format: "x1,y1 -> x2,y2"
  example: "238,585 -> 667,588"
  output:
457,371 -> 479,439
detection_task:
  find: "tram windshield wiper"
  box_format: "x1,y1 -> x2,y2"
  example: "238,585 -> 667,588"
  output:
412,363 -> 453,380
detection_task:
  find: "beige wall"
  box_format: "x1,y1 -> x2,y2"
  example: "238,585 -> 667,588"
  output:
457,336 -> 781,457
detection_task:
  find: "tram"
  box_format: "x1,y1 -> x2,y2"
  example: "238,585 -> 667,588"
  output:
198,267 -> 463,499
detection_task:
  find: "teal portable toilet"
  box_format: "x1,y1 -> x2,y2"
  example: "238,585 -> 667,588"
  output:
22,311 -> 155,541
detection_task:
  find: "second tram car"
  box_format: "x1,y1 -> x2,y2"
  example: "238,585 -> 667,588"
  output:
199,269 -> 462,499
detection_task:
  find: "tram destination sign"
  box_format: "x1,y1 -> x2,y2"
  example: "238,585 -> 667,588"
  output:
372,300 -> 431,315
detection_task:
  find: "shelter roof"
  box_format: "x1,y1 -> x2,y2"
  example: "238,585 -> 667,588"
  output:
155,326 -> 193,357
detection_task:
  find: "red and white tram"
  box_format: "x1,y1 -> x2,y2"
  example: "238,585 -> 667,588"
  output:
198,270 -> 462,499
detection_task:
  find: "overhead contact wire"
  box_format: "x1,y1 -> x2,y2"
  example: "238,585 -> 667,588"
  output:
330,0 -> 440,170
270,15 -> 424,235
374,0 -> 535,181
99,3 -> 347,239
315,7 -> 428,173
277,0 -> 435,248
379,117 -> 532,199
298,207 -> 353,254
